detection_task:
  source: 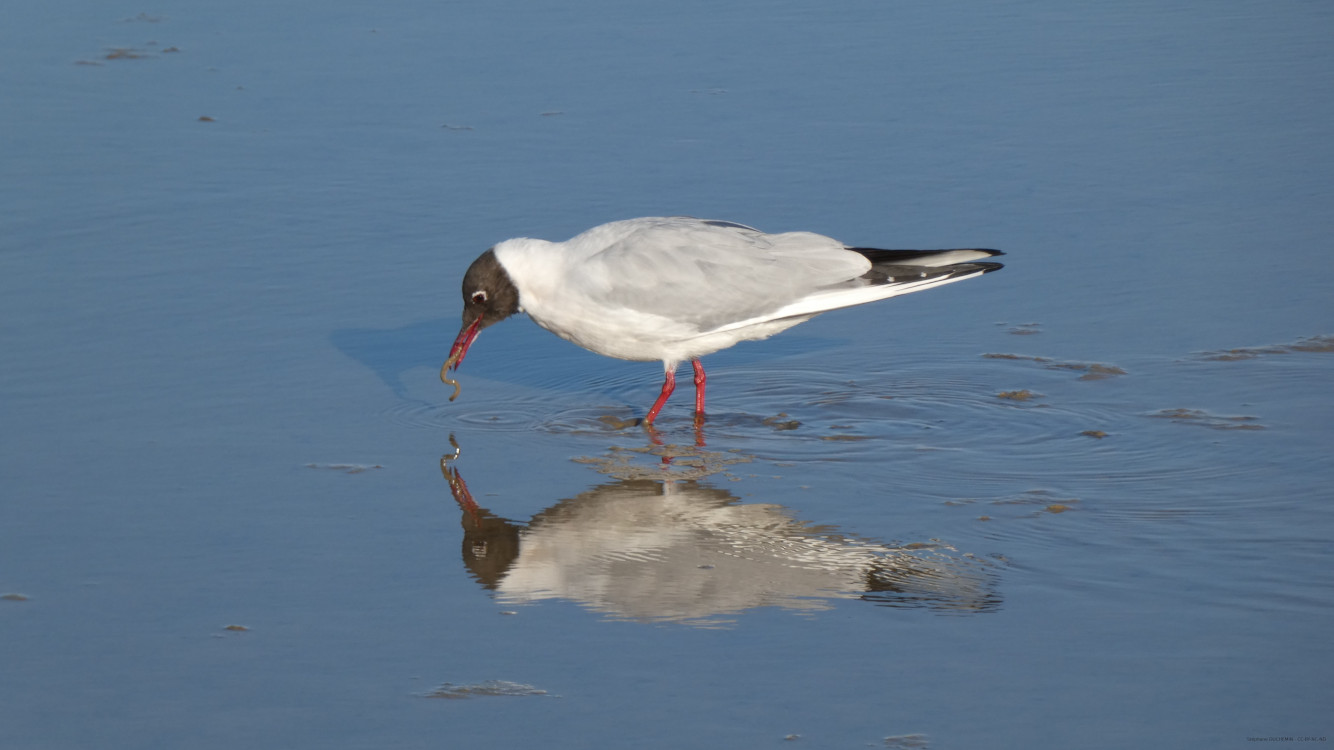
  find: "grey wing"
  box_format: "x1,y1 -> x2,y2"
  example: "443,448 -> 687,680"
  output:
569,218 -> 870,332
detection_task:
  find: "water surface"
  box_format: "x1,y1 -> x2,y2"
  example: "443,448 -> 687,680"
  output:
2,1 -> 1331,748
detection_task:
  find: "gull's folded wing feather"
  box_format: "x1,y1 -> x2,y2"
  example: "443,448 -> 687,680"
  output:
568,217 -> 871,332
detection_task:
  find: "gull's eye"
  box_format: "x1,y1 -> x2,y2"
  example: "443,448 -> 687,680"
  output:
471,290 -> 487,305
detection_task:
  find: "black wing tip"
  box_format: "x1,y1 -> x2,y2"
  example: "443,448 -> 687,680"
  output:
859,259 -> 1004,286
939,260 -> 1006,277
849,247 -> 1006,279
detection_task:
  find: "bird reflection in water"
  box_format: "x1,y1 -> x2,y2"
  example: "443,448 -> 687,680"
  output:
440,438 -> 1002,626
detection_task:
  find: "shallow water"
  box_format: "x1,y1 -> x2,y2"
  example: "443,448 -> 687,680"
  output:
3,1 -> 1332,748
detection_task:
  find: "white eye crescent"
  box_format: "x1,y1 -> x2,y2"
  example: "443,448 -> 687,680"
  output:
471,290 -> 487,304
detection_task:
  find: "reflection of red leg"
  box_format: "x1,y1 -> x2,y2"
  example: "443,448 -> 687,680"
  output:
645,367 -> 676,424
692,359 -> 707,416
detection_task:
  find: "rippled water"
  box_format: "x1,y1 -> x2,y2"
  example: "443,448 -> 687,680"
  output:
3,2 -> 1332,748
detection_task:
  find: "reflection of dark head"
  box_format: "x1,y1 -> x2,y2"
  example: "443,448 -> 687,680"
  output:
455,480 -> 729,592
458,510 -> 523,590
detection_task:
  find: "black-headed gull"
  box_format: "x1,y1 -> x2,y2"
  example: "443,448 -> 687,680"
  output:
444,217 -> 1002,423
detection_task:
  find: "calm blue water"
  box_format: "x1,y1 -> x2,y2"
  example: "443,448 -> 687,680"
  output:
3,2 -> 1332,748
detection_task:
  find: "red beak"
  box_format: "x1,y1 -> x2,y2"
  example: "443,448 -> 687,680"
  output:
448,317 -> 483,370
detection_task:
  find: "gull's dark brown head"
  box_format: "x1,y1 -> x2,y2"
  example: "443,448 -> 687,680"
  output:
447,248 -> 521,371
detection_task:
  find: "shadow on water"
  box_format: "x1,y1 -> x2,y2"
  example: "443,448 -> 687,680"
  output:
331,319 -> 456,398
331,317 -> 849,405
438,436 -> 1003,627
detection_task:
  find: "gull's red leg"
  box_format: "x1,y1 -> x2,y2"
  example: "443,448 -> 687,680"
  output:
644,367 -> 676,424
692,359 -> 707,416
